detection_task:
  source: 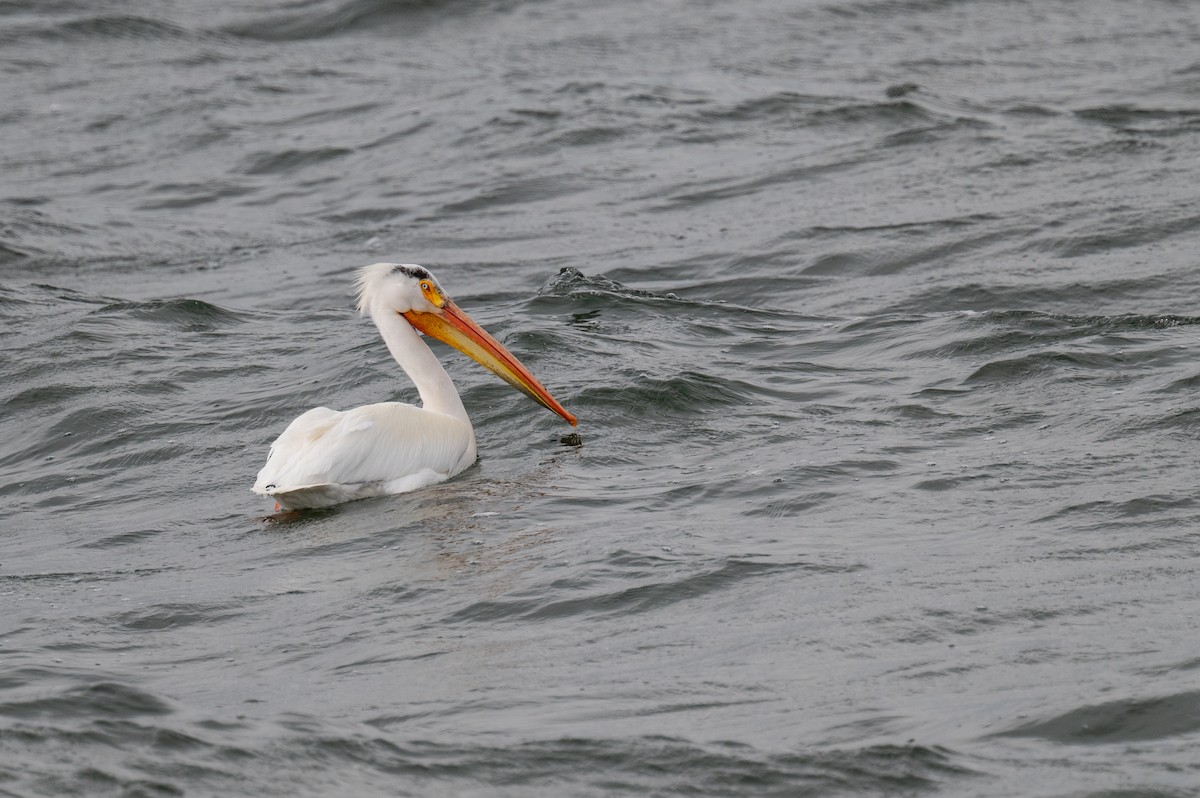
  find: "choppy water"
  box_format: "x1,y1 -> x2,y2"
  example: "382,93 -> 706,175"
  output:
4,0 -> 1200,795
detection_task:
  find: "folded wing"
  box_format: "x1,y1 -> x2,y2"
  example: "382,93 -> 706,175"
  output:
253,402 -> 475,508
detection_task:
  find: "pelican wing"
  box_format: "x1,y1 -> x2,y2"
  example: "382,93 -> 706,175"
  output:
253,402 -> 474,507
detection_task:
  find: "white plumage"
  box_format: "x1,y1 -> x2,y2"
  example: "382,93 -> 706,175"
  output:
253,263 -> 575,511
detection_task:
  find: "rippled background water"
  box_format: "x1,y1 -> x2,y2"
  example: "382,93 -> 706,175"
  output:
4,0 -> 1200,795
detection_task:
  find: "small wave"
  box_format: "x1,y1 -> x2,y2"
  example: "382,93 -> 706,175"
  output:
891,277 -> 1174,315
485,121 -> 633,157
646,155 -> 867,211
113,602 -> 249,632
1039,212 -> 1200,259
828,0 -> 978,17
437,175 -> 588,215
320,206 -> 409,225
0,211 -> 91,266
91,298 -> 249,331
963,350 -> 1124,385
531,266 -> 801,321
136,181 -> 256,211
0,566 -> 174,586
260,102 -> 387,131
993,690 -> 1200,744
581,371 -> 765,421
272,734 -> 976,795
77,526 -> 164,549
0,241 -> 29,265
1037,494 -> 1194,528
0,679 -> 172,721
0,399 -> 143,470
1128,406 -> 1200,435
0,716 -> 976,796
696,91 -> 837,123
787,212 -> 1001,242
1001,103 -> 1063,118
917,310 -> 1200,363
1075,104 -> 1200,133
980,310 -> 1200,332
442,556 -> 833,625
0,14 -> 196,44
537,267 -> 680,302
220,0 -> 466,42
800,229 -> 1010,278
690,91 -> 952,133
239,147 -> 353,177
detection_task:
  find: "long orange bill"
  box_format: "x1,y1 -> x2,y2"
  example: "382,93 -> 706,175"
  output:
403,301 -> 577,426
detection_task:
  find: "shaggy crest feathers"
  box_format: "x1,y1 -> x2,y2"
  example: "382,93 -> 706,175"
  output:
354,262 -> 431,314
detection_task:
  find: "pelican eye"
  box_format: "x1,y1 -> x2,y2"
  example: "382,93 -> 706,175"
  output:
418,279 -> 446,307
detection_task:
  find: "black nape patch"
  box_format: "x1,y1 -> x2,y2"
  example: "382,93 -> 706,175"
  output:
392,264 -> 431,280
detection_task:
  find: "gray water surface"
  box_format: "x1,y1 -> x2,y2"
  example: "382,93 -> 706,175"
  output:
4,1 -> 1200,795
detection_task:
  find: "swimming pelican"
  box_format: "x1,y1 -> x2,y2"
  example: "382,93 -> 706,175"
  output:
253,263 -> 576,510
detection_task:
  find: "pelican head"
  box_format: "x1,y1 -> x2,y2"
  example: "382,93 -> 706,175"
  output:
355,262 -> 445,315
356,262 -> 577,426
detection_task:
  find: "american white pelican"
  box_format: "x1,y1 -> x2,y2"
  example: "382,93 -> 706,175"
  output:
253,263 -> 576,510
